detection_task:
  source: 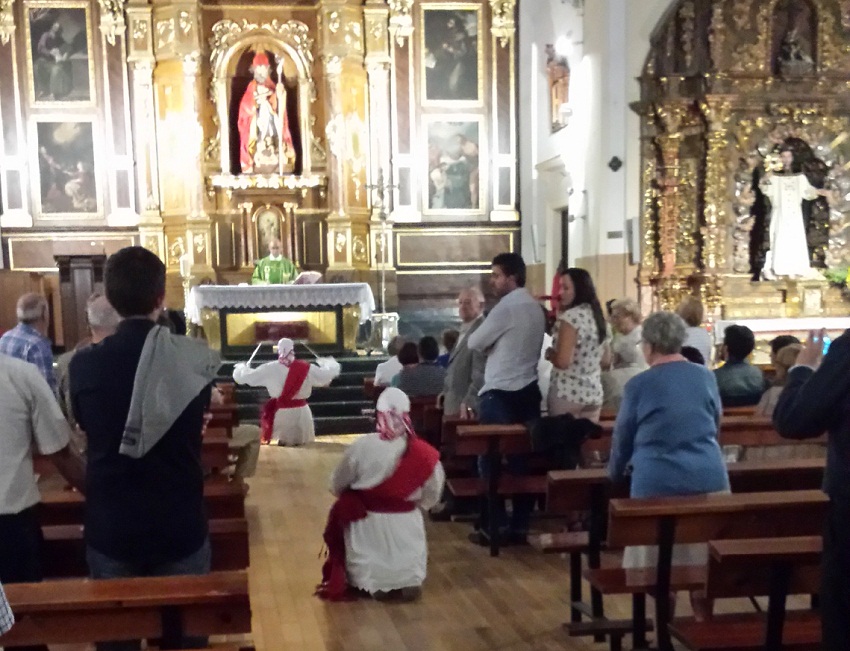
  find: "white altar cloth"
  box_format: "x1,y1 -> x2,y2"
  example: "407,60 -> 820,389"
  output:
186,283 -> 376,325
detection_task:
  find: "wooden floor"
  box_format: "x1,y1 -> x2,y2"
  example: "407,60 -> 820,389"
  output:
245,436 -> 629,651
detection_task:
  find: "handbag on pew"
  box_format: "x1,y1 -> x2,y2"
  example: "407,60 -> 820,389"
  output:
528,414 -> 602,470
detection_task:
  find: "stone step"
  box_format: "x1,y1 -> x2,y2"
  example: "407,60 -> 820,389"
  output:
311,400 -> 373,418
315,415 -> 374,436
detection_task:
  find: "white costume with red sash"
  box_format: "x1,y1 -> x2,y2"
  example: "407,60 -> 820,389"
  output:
318,388 -> 445,599
232,338 -> 340,446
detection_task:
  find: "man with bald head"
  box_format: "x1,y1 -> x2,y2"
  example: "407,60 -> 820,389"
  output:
0,292 -> 56,393
251,238 -> 298,285
56,294 -> 121,429
440,286 -> 486,418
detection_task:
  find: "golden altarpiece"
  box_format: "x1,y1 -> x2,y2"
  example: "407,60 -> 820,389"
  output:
0,0 -> 520,348
637,0 -> 850,347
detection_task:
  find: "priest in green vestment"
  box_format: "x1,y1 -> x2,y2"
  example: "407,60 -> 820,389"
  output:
251,239 -> 298,285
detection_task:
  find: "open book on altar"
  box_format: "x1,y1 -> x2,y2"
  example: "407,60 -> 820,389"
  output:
293,271 -> 322,285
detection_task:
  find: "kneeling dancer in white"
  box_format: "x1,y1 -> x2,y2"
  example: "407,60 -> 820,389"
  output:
317,387 -> 445,601
232,337 -> 340,446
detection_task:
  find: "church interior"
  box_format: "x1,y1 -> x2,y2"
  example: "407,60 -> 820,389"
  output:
0,0 -> 848,649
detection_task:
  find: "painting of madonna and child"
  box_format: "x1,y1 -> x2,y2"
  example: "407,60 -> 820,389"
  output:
427,120 -> 481,213
27,6 -> 93,103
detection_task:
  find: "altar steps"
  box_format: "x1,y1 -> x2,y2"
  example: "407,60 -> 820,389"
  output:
218,355 -> 384,435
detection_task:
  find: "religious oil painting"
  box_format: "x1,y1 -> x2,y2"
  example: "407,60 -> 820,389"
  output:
425,118 -> 482,213
35,121 -> 98,215
422,6 -> 482,104
26,4 -> 94,104
254,206 -> 285,261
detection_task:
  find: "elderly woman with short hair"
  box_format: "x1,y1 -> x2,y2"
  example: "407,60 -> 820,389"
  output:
601,299 -> 648,411
608,311 -> 729,619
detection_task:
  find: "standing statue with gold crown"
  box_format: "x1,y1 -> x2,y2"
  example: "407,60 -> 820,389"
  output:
232,338 -> 340,446
237,51 -> 296,175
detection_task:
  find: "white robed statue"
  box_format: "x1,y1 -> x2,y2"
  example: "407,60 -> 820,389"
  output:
759,147 -> 830,279
316,388 -> 445,602
232,338 -> 340,446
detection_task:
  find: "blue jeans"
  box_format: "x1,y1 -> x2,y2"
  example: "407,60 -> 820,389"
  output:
477,383 -> 541,535
86,539 -> 212,651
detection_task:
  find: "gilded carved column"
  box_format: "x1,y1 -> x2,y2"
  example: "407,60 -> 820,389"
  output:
182,52 -> 213,275
364,0 -> 395,285
98,0 -> 139,226
653,104 -> 688,309
322,53 -> 352,270
321,2 -> 369,273
127,1 -> 163,259
700,99 -> 733,305
364,1 -> 392,221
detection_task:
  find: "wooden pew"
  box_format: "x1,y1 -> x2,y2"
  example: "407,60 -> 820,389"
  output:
448,424 -> 542,557
34,434 -> 236,478
202,433 -> 234,474
363,377 -> 385,402
40,477 -> 246,526
0,570 -> 252,647
669,536 -> 821,651
42,518 -> 250,578
542,459 -> 825,644
587,490 -> 827,651
422,404 -> 443,448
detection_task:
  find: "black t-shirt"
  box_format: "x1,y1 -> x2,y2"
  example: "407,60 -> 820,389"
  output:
69,318 -> 209,564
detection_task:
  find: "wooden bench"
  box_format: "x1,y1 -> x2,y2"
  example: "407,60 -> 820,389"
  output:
448,424 -> 545,557
40,477 -> 246,526
42,518 -> 250,578
669,536 -> 821,651
588,490 -> 827,651
202,434 -> 235,474
34,434 -> 236,478
542,458 -> 825,646
0,570 -> 252,647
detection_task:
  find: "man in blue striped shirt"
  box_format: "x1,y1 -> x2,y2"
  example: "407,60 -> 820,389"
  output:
0,293 -> 56,394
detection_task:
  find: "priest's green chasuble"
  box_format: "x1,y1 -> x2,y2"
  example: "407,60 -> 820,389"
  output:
251,256 -> 298,285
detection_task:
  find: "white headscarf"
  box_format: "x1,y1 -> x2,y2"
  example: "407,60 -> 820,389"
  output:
277,338 -> 296,367
376,387 -> 414,441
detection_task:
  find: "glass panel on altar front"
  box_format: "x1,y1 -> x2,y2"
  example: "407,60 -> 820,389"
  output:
224,311 -> 338,346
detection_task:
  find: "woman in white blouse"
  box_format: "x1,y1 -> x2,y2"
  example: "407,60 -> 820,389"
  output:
601,298 -> 648,412
545,268 -> 608,422
677,296 -> 713,366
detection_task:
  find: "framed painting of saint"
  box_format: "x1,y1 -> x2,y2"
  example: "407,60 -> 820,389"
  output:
421,5 -> 483,105
253,205 -> 288,260
424,117 -> 483,214
34,120 -> 99,216
26,3 -> 95,105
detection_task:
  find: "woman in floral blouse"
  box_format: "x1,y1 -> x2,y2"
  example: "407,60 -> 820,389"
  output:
545,268 -> 608,422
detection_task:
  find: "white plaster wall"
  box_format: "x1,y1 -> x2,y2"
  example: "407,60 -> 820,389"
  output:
517,0 -> 676,276
517,0 -> 583,272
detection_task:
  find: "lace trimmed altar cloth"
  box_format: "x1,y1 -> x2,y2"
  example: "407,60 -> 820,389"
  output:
186,283 -> 376,325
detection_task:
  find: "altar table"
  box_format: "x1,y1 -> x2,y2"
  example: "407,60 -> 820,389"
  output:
187,283 -> 375,357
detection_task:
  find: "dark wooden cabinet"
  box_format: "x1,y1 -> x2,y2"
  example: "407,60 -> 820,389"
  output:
55,255 -> 106,350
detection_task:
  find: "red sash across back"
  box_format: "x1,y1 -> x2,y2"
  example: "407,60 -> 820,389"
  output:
316,437 -> 440,601
259,359 -> 310,444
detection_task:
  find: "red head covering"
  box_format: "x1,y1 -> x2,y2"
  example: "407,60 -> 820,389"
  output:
252,51 -> 270,68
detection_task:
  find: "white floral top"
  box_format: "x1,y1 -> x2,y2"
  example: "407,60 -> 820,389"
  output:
551,304 -> 605,405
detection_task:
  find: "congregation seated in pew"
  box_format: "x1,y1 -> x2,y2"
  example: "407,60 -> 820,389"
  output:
391,336 -> 446,396
714,324 -> 765,407
608,311 -> 730,621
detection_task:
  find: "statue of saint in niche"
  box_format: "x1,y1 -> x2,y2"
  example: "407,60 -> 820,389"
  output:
757,145 -> 832,279
772,0 -> 816,76
237,51 -> 295,175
